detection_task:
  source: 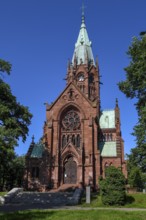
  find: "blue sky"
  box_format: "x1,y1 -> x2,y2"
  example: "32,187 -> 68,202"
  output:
0,0 -> 146,156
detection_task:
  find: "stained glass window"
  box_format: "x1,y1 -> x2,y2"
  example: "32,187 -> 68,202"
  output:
62,110 -> 80,131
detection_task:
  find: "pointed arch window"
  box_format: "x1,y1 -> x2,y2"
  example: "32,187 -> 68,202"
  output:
103,134 -> 106,142
61,108 -> 81,150
72,135 -> 75,145
67,135 -> 70,143
62,135 -> 67,148
76,134 -> 80,148
110,134 -> 113,141
78,73 -> 84,82
89,73 -> 94,84
107,134 -> 109,141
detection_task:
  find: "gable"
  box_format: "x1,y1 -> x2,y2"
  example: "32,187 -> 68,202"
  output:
48,82 -> 94,111
61,142 -> 80,159
46,82 -> 97,121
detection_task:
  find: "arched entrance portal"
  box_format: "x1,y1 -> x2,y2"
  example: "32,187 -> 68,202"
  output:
64,156 -> 77,184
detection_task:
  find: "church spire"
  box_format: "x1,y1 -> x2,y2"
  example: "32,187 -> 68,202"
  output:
72,5 -> 95,66
81,2 -> 85,24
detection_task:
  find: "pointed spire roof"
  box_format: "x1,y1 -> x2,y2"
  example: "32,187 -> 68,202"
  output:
72,5 -> 95,65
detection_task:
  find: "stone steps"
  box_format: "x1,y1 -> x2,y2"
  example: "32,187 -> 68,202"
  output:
7,191 -> 74,206
4,185 -> 83,206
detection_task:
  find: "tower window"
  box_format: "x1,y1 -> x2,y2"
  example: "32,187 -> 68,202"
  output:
78,73 -> 84,81
89,73 -> 94,84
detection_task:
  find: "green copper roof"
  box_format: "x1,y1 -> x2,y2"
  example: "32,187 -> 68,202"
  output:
99,110 -> 115,129
30,142 -> 44,158
99,141 -> 117,157
72,12 -> 95,65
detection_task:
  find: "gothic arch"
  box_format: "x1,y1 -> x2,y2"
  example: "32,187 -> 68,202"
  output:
61,150 -> 79,166
57,103 -> 85,121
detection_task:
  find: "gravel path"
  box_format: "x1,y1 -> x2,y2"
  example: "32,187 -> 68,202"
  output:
0,204 -> 146,213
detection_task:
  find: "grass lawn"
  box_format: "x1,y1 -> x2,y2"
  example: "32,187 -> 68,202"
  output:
81,192 -> 146,208
0,210 -> 146,220
125,194 -> 146,208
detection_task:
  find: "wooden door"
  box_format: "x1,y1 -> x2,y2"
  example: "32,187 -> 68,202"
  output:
64,157 -> 77,184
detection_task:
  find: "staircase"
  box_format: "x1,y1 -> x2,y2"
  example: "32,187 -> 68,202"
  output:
6,191 -> 74,206
4,184 -> 83,207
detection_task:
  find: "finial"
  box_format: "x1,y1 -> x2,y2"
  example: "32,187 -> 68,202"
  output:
31,135 -> 35,144
116,98 -> 119,107
81,2 -> 86,24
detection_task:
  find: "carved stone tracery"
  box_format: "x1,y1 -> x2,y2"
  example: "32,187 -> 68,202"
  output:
61,109 -> 81,149
62,110 -> 80,131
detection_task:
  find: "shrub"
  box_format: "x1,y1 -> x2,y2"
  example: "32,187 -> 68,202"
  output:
99,166 -> 126,205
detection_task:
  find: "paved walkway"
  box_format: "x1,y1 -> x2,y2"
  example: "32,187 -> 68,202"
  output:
0,204 -> 146,213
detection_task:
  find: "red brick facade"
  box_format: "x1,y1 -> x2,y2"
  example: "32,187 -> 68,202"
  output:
24,14 -> 127,191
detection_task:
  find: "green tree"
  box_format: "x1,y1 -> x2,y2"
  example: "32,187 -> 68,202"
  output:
99,166 -> 126,205
0,59 -> 11,75
128,166 -> 143,189
118,33 -> 146,173
0,58 -> 32,190
6,155 -> 25,190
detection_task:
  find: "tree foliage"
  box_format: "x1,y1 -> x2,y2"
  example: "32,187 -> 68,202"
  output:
118,34 -> 146,173
0,59 -> 32,190
128,166 -> 143,189
0,59 -> 32,148
0,153 -> 25,191
0,59 -> 11,75
99,166 -> 126,205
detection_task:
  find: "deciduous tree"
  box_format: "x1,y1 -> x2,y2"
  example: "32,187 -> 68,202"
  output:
118,33 -> 146,173
0,59 -> 32,190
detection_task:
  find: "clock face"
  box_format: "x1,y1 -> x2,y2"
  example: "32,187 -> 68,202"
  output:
78,73 -> 84,82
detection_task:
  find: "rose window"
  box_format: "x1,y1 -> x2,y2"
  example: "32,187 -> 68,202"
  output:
62,110 -> 80,131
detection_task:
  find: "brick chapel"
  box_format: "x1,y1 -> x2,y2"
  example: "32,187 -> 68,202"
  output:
24,11 -> 127,191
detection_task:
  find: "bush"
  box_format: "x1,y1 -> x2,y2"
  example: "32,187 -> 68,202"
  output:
99,166 -> 126,205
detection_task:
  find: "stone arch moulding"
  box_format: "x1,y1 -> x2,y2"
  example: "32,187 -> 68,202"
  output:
61,150 -> 79,167
57,102 -> 86,121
